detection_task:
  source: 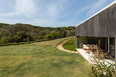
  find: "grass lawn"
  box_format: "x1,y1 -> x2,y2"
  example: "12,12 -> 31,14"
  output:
63,44 -> 77,51
0,37 -> 91,77
63,38 -> 77,51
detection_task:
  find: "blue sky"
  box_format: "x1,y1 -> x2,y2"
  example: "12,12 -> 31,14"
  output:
0,0 -> 115,27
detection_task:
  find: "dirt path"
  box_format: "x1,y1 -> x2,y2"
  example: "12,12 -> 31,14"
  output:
57,40 -> 78,53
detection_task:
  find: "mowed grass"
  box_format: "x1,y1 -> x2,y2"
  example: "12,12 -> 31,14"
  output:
0,37 -> 91,77
63,44 -> 77,51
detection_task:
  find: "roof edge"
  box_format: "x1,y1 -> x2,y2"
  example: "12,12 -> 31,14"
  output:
75,1 -> 116,27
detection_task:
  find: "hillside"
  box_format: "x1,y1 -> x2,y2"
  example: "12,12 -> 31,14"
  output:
0,23 -> 75,45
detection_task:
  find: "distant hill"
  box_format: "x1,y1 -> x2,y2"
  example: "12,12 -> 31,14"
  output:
0,23 -> 75,44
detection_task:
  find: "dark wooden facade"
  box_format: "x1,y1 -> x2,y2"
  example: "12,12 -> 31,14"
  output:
75,2 -> 116,37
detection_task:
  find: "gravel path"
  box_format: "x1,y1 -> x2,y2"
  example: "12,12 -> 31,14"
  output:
57,40 -> 78,53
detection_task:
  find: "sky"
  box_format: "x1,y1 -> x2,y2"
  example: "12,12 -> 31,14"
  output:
0,0 -> 115,27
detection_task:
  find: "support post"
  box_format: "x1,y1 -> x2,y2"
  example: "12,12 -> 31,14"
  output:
75,36 -> 78,48
115,37 -> 116,69
108,37 -> 110,54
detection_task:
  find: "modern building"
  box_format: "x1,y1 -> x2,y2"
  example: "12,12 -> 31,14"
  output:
75,1 -> 116,65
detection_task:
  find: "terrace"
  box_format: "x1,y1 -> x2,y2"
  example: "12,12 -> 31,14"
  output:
76,44 -> 115,67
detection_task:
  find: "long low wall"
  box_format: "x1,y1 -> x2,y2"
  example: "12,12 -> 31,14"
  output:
75,1 -> 116,37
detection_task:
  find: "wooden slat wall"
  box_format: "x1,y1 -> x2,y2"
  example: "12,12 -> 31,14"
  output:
75,3 -> 116,37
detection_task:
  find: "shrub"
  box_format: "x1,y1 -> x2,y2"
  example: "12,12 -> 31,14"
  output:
44,32 -> 62,40
90,57 -> 116,77
38,35 -> 43,39
23,39 -> 27,42
44,34 -> 51,39
0,41 -> 35,46
0,35 -> 10,44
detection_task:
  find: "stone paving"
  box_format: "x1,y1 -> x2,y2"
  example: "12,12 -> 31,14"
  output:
76,48 -> 115,68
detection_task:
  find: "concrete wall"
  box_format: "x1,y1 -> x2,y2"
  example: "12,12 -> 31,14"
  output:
75,2 -> 116,37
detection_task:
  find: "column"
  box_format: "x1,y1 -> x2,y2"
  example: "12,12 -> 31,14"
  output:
105,38 -> 108,51
115,37 -> 116,69
108,37 -> 110,54
75,36 -> 78,48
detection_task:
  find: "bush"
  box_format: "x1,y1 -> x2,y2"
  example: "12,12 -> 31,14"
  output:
90,57 -> 116,77
44,34 -> 51,40
0,41 -> 35,46
14,32 -> 27,42
0,42 -> 19,46
23,38 -> 27,42
0,35 -> 10,44
44,32 -> 62,40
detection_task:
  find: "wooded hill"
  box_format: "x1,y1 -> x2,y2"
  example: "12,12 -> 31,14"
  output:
0,23 -> 75,44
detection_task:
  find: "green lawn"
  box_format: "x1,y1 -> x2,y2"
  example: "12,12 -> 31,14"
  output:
63,38 -> 77,51
63,44 -> 77,51
0,37 -> 91,77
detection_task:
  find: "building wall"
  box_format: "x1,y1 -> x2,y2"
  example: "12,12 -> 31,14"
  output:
75,2 -> 116,37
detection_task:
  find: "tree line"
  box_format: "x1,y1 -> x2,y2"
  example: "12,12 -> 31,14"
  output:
0,23 -> 75,44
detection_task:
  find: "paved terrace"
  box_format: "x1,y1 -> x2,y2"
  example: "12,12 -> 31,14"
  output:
76,48 -> 115,67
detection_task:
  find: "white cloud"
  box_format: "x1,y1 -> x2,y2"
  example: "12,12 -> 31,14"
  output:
47,0 -> 66,18
32,18 -> 75,27
0,11 -> 21,17
0,0 -> 114,27
14,0 -> 37,18
87,0 -> 108,17
0,0 -> 68,27
74,4 -> 93,17
71,4 -> 95,26
47,4 -> 58,17
0,0 -> 37,18
30,0 -> 68,26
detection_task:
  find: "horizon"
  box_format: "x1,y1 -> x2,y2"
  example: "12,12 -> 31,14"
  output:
0,23 -> 76,28
0,0 -> 115,27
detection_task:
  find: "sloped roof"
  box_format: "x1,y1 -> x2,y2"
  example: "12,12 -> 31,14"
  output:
75,1 -> 116,37
76,1 -> 116,27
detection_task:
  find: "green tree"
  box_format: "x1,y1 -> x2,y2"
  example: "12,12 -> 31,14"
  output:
44,32 -> 62,40
12,32 -> 27,42
0,35 -> 10,44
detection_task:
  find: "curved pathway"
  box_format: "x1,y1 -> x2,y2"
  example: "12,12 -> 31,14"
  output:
57,40 -> 78,53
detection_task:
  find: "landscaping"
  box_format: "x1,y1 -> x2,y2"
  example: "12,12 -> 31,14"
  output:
63,39 -> 77,51
0,37 -> 91,77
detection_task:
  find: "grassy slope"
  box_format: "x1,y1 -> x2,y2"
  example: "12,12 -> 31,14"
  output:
0,37 -> 91,77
